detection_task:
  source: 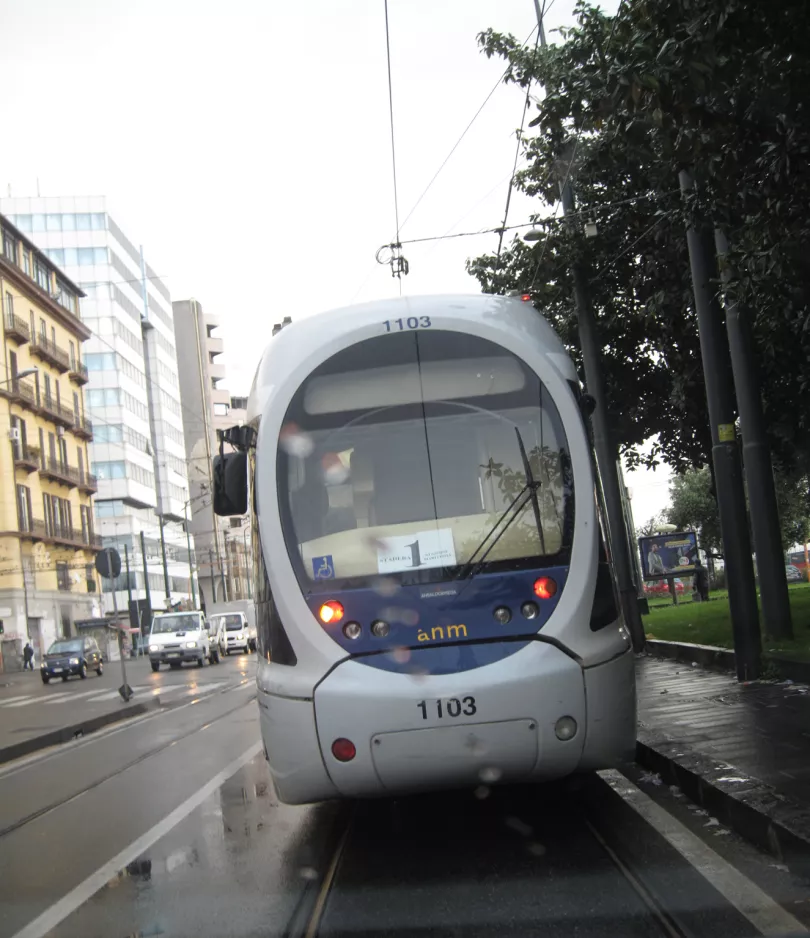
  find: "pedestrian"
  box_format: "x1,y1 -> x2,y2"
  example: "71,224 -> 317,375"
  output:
693,559 -> 709,602
22,641 -> 34,671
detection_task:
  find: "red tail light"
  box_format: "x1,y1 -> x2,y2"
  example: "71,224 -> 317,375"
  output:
318,601 -> 344,624
533,577 -> 557,600
331,738 -> 356,762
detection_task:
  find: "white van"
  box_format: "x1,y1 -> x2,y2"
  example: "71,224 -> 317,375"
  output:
209,611 -> 253,655
148,611 -> 211,671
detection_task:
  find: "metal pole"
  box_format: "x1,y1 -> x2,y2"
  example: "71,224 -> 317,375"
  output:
184,501 -> 197,608
680,170 -> 761,679
715,229 -> 792,640
124,544 -> 135,655
243,526 -> 252,599
159,515 -> 171,607
219,536 -> 228,602
19,543 -> 30,644
559,180 -> 645,652
140,529 -> 152,617
530,0 -> 643,649
209,547 -> 217,603
111,580 -> 130,700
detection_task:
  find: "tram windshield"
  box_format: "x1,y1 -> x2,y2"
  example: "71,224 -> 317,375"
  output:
277,330 -> 574,590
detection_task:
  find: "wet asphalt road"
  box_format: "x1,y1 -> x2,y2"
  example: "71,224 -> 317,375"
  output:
0,662 -> 807,938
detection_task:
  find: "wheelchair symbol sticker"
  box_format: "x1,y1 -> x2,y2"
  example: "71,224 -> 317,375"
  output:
312,555 -> 335,579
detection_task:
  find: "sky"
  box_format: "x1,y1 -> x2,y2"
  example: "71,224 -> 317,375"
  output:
0,0 -> 671,526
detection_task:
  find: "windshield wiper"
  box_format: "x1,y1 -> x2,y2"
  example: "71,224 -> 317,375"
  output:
515,426 -> 546,555
456,429 -> 543,582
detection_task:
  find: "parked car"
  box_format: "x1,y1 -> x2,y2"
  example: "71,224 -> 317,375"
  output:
41,637 -> 103,683
643,578 -> 685,596
148,612 -> 210,671
206,617 -> 228,663
785,564 -> 804,583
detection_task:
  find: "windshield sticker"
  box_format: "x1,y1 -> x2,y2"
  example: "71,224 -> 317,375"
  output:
377,529 -> 457,574
312,554 -> 335,579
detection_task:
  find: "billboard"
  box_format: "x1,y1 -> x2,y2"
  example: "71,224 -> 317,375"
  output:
638,531 -> 698,580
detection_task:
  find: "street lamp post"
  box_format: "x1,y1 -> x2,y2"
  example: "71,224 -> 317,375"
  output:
243,526 -> 252,599
183,499 -> 197,608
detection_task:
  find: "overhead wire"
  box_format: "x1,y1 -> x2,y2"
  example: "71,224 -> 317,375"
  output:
383,0 -> 403,296
398,23 -> 539,235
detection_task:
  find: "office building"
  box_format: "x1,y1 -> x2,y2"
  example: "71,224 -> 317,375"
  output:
173,300 -> 251,605
0,213 -> 100,668
0,197 -> 195,620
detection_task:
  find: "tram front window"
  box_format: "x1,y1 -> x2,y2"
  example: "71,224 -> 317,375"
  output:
278,331 -> 574,590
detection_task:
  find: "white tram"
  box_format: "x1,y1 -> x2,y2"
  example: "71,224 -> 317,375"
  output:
214,294 -> 636,804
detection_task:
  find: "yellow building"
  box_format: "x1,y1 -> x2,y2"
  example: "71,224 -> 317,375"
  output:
0,214 -> 99,669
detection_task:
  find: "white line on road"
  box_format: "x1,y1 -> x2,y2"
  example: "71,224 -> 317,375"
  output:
600,769 -> 808,936
10,740 -> 263,938
0,695 -> 35,706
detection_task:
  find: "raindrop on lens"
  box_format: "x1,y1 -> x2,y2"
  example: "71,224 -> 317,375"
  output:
479,766 -> 502,783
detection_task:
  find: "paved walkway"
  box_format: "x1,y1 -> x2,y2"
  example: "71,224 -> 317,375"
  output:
637,655 -> 810,808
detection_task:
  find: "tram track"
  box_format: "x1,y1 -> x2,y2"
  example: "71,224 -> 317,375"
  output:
290,770 -> 803,938
0,682 -> 256,840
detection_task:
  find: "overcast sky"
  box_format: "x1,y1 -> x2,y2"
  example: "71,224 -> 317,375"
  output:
1,0 -> 669,527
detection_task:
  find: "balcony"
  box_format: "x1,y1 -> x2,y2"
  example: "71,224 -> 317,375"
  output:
78,472 -> 98,494
13,444 -> 41,473
0,376 -> 37,410
72,413 -> 93,441
39,393 -> 76,429
30,334 -> 70,373
19,517 -> 48,542
4,312 -> 30,344
47,521 -> 102,550
68,360 -> 89,386
40,457 -> 81,489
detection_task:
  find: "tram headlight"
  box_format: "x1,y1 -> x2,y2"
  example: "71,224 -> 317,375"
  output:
533,576 -> 557,600
554,716 -> 578,741
493,606 -> 512,625
318,600 -> 344,624
370,620 -> 390,638
343,621 -> 362,640
521,601 -> 539,619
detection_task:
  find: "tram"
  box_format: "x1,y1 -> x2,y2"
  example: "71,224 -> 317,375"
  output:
213,294 -> 636,804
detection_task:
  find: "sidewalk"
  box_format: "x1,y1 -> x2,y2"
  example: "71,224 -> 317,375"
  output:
636,654 -> 810,875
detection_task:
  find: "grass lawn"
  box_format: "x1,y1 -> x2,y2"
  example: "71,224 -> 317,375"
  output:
643,581 -> 810,661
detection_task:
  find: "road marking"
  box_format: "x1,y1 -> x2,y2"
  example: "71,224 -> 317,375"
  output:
0,695 -> 35,706
10,740 -> 263,938
600,769 -> 809,936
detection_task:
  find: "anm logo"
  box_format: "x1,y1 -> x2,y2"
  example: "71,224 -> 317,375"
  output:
416,624 -> 467,643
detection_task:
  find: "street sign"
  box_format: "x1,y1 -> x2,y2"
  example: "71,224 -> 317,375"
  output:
95,547 -> 121,580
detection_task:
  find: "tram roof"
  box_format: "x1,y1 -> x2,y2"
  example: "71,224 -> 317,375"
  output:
246,294 -> 574,423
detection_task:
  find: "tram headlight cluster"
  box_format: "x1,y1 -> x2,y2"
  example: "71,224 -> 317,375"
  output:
343,622 -> 362,640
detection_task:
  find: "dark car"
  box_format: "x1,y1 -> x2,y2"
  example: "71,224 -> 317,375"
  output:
41,637 -> 103,683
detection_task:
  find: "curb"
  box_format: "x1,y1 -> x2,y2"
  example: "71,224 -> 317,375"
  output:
635,728 -> 810,880
645,638 -> 810,684
0,698 -> 161,766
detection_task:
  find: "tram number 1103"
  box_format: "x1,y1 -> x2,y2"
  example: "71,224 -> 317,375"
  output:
417,696 -> 477,720
382,316 -> 432,331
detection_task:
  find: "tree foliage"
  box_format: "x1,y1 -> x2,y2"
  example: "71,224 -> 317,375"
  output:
468,0 -> 810,477
666,466 -> 810,556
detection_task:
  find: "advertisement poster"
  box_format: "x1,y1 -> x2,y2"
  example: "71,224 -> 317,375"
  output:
377,529 -> 457,574
638,531 -> 698,580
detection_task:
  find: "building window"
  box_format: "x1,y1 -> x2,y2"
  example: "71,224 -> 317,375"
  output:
5,292 -> 13,319
69,341 -> 76,369
56,562 -> 71,591
214,403 -> 229,416
2,230 -> 17,264
16,484 -> 31,531
46,248 -> 65,267
35,261 -> 51,292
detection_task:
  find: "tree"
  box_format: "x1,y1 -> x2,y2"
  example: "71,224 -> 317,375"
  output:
666,466 -> 810,557
468,0 -> 810,477
666,469 -> 722,556
637,513 -> 669,538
